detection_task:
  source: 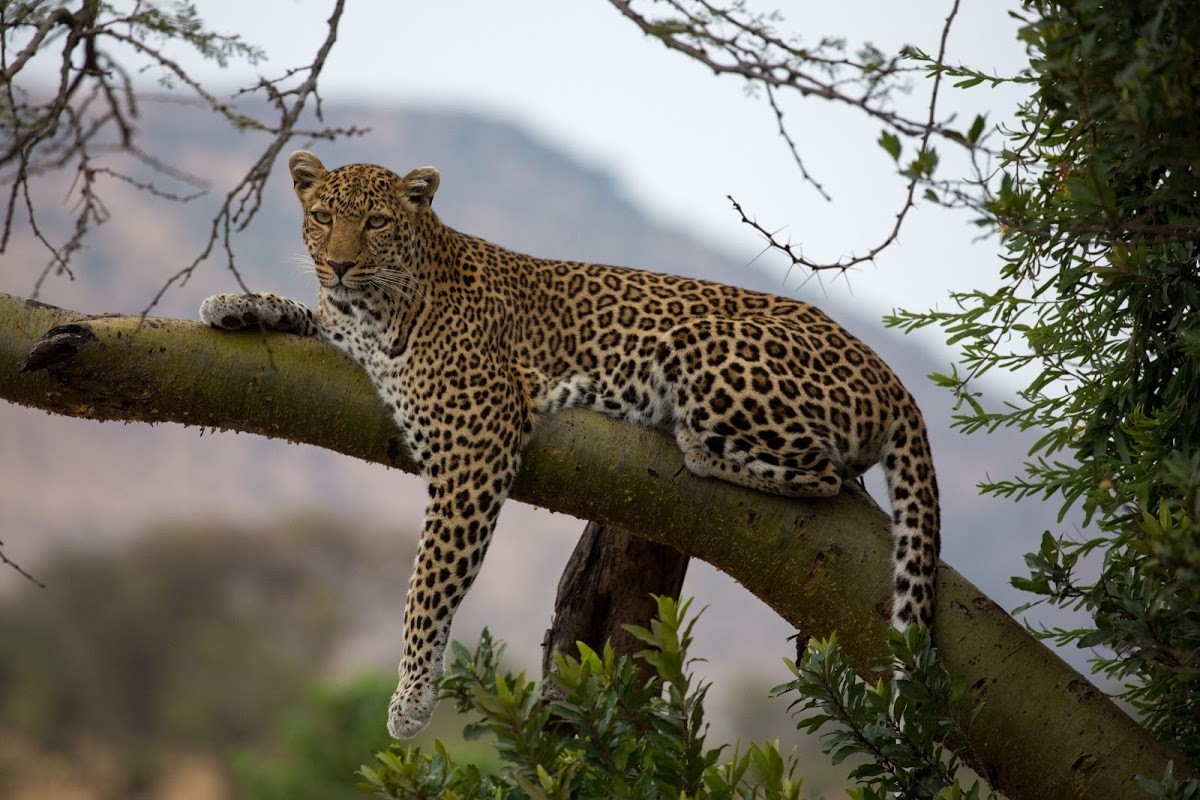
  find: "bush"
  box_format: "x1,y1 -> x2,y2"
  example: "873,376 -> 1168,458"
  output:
360,598 -> 995,800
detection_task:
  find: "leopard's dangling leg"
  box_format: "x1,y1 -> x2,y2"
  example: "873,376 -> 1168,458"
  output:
385,374 -> 532,739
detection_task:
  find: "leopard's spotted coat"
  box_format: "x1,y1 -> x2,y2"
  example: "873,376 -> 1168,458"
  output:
200,152 -> 941,738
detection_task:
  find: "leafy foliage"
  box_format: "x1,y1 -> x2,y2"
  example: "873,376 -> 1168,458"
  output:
362,598 -> 999,800
361,597 -> 807,799
1139,761 -> 1200,800
778,627 -> 994,800
0,523 -> 350,795
887,0 -> 1200,763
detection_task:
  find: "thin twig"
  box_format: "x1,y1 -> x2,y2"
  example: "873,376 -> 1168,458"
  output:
607,0 -> 943,138
606,0 -> 974,273
1,0 -> 364,311
0,5 -> 74,83
764,84 -> 830,202
728,0 -> 960,272
0,540 -> 45,588
139,0 -> 360,317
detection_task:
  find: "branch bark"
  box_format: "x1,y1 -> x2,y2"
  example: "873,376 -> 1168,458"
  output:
1,291 -> 1191,799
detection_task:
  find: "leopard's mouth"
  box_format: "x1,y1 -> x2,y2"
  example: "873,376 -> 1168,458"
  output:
318,266 -> 378,292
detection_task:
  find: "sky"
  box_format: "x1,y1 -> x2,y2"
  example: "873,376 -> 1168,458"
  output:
150,0 -> 1030,359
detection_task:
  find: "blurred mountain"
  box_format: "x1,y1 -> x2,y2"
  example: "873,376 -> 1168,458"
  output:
0,100 -> 1076,719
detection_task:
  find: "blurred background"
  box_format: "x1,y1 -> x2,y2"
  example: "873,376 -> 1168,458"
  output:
0,2 -> 1079,797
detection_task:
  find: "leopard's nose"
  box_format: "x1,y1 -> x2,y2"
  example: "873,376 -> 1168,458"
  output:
327,259 -> 357,278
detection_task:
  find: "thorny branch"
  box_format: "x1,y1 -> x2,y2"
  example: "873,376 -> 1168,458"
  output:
764,84 -> 829,202
608,0 -> 976,273
0,0 -> 361,581
608,0 -> 933,136
0,0 -> 364,309
139,0 -> 360,313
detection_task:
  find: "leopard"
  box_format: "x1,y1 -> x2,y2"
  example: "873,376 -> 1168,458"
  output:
199,151 -> 941,739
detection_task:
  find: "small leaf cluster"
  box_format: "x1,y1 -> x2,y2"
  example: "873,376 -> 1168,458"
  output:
359,597 -> 806,799
777,627 -> 995,800
1138,761 -> 1200,800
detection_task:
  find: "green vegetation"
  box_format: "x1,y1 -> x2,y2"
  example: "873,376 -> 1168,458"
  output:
361,598 -> 990,800
0,525 -> 342,752
891,0 -> 1200,765
362,598 -> 798,799
782,627 -> 994,800
0,521 -> 519,798
230,673 -> 399,800
0,521 -> 394,796
230,672 -> 508,800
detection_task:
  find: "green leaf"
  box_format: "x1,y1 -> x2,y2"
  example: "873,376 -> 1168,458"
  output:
968,113 -> 986,143
462,722 -> 490,741
878,130 -> 902,162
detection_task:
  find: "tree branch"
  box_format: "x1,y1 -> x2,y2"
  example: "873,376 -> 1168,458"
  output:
606,0 -> 975,273
1,291 -> 1192,799
0,1 -> 364,307
606,0 -> 933,136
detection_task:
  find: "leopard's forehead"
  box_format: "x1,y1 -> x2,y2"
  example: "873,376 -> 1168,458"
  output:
317,163 -> 400,212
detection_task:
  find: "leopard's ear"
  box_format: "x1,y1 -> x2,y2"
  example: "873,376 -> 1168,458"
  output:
289,151 -> 327,202
400,166 -> 440,211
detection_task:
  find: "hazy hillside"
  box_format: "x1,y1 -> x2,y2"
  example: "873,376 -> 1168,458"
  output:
0,100 -> 1081,720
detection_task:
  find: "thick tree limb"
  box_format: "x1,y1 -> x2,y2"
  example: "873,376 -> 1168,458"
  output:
1,290 -> 1191,799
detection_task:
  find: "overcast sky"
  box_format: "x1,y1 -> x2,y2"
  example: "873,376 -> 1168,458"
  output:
145,0 -> 1030,351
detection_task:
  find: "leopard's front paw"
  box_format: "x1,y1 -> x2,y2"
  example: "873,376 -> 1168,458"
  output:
387,677 -> 439,739
199,294 -> 262,331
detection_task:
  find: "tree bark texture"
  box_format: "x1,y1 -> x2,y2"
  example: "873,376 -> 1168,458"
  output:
541,522 -> 690,690
1,292 -> 1192,799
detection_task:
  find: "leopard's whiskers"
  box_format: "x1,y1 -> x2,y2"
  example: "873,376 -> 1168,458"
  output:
289,252 -> 318,278
371,267 -> 424,302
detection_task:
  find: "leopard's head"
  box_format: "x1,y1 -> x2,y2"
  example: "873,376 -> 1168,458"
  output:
288,150 -> 440,294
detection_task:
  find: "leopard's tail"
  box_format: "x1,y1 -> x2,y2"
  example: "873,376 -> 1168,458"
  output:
880,403 -> 941,629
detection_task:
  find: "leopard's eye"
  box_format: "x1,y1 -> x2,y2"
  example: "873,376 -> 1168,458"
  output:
310,209 -> 332,225
366,214 -> 391,230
